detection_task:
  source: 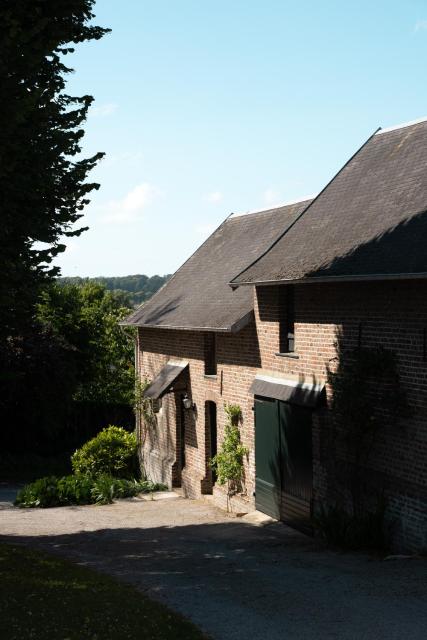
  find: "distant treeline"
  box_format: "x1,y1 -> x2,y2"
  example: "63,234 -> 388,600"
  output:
58,274 -> 171,307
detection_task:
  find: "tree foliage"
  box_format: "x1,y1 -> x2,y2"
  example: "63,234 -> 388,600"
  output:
59,274 -> 171,307
0,282 -> 135,454
37,281 -> 135,404
0,0 -> 109,340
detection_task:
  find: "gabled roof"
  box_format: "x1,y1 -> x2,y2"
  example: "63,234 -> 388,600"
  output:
123,199 -> 312,331
232,118 -> 427,286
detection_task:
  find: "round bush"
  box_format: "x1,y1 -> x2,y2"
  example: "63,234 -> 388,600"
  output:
71,425 -> 138,478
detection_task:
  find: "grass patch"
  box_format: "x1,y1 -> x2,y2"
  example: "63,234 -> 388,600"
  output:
0,543 -> 208,640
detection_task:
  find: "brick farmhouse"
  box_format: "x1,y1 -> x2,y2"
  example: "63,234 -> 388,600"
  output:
124,118 -> 427,552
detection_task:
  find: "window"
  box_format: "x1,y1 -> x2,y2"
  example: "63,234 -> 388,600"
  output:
205,401 -> 217,484
279,286 -> 295,353
204,332 -> 217,375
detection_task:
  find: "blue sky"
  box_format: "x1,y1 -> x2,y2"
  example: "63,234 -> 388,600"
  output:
57,0 -> 427,277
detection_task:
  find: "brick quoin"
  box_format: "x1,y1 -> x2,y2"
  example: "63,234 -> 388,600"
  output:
137,279 -> 427,553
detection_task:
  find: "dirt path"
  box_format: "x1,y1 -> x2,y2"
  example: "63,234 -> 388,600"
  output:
1,488 -> 426,640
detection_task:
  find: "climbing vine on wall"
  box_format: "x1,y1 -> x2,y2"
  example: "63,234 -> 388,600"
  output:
319,331 -> 408,549
134,378 -> 157,442
210,403 -> 248,511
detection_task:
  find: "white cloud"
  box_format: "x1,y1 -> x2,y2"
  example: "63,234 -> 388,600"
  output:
89,102 -> 118,118
414,20 -> 427,31
101,183 -> 160,224
205,191 -> 223,203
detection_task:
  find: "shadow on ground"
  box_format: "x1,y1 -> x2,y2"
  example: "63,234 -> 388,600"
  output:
1,506 -> 427,640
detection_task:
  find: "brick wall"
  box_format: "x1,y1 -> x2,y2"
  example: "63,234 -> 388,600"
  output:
137,279 -> 427,552
255,280 -> 427,552
137,320 -> 260,502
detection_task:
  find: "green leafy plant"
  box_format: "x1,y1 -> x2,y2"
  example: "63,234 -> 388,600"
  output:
15,474 -> 166,508
134,378 -> 157,431
14,476 -> 61,508
71,425 -> 138,478
314,496 -> 388,552
90,475 -> 166,505
210,403 -> 248,511
15,425 -> 166,508
14,475 -> 92,508
56,474 -> 93,505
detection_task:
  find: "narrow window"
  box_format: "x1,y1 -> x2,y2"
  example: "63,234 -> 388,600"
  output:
204,332 -> 217,375
205,401 -> 217,485
279,286 -> 295,353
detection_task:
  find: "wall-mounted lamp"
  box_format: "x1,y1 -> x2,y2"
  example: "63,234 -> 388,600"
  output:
183,394 -> 196,411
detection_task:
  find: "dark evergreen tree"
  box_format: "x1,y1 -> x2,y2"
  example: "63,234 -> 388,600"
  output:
0,0 -> 109,340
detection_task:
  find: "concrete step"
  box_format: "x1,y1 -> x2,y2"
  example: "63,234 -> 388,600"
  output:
241,510 -> 278,526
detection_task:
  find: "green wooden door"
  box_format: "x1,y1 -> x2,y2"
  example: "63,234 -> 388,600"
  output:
279,402 -> 313,528
255,396 -> 313,527
254,396 -> 280,518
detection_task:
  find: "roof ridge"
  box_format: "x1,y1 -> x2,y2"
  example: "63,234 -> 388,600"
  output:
230,196 -> 317,219
124,212 -> 232,316
230,127 -> 380,286
376,116 -> 427,135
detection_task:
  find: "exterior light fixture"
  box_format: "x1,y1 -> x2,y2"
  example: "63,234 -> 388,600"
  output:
183,394 -> 195,411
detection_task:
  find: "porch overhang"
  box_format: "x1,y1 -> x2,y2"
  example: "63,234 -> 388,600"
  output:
249,374 -> 325,408
143,360 -> 189,399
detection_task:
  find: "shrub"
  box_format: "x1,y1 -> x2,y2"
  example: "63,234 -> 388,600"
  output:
14,475 -> 94,508
15,475 -> 166,508
57,475 -> 93,505
71,425 -> 138,478
14,476 -> 61,508
313,497 -> 389,552
91,475 -> 166,505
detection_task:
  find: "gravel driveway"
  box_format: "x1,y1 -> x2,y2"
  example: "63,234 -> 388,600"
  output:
1,486 -> 426,640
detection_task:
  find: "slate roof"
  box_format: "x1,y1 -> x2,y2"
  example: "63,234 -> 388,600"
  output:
123,199 -> 312,331
232,118 -> 427,285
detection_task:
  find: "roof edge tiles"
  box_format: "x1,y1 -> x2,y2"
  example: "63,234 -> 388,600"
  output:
229,272 -> 427,287
375,115 -> 427,135
230,129 -> 380,287
120,310 -> 254,333
122,199 -> 311,331
230,195 -> 318,218
231,119 -> 427,286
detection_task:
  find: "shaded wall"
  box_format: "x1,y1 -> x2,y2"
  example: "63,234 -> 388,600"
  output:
255,280 -> 427,552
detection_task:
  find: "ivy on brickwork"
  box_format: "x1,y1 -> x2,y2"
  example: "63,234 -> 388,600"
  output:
316,331 -> 408,550
134,378 -> 157,439
210,403 -> 248,512
328,342 -> 407,471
